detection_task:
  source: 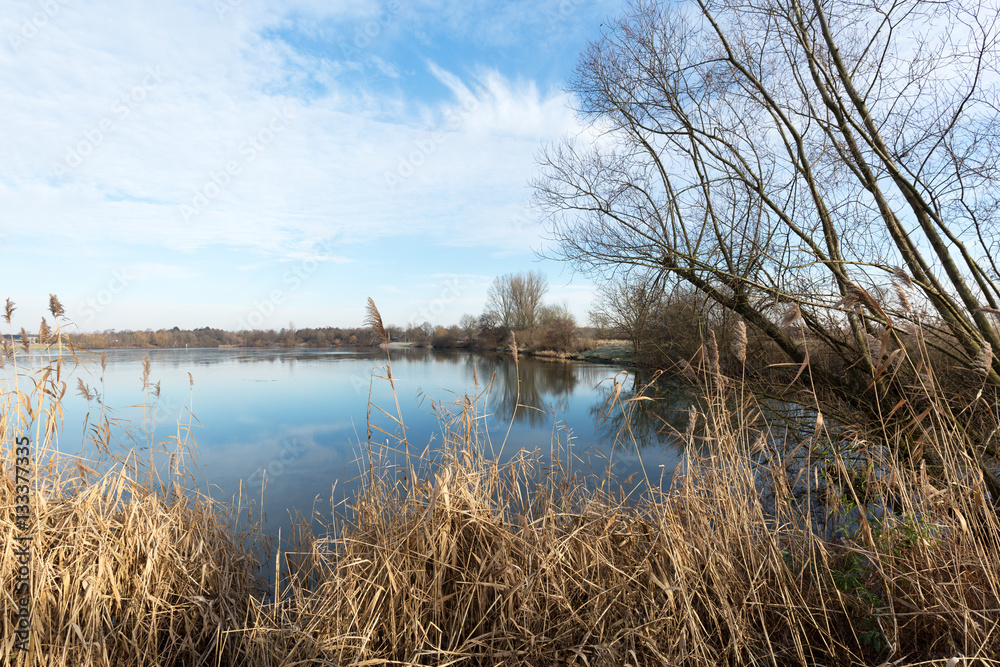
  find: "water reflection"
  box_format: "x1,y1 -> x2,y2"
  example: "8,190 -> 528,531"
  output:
471,354 -> 579,426
10,347 -> 696,548
589,368 -> 699,453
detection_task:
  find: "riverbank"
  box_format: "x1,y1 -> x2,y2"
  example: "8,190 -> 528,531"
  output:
526,339 -> 637,364
60,334 -> 639,367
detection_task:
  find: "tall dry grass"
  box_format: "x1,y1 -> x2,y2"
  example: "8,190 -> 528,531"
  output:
1,300 -> 267,666
2,297 -> 999,665
250,303 -> 1000,665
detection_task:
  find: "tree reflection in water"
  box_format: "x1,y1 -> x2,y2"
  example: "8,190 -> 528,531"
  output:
590,368 -> 699,453
465,353 -> 699,456
469,353 -> 580,427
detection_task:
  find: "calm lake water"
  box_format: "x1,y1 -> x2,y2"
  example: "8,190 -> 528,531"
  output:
7,347 -> 694,543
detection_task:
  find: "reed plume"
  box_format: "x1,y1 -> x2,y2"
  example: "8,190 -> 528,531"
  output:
850,283 -> 883,315
972,342 -> 993,375
893,265 -> 914,289
706,329 -> 720,376
365,297 -> 388,345
892,279 -> 912,314
76,377 -> 94,401
49,293 -> 65,318
732,320 -> 747,364
780,303 -> 802,329
38,316 -> 51,345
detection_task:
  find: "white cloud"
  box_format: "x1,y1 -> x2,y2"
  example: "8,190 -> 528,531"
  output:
3,26 -> 582,254
0,0 -> 612,331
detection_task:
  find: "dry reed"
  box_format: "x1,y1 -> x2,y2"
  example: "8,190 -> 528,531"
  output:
2,298 -> 999,666
2,304 -> 266,666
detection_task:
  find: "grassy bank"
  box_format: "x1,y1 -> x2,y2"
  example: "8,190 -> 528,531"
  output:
3,304 -> 1000,665
519,338 -> 635,362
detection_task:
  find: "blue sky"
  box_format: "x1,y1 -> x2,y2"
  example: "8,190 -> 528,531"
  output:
0,0 -> 622,332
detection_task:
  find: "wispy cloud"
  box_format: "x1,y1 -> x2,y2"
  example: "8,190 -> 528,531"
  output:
0,0 -> 612,329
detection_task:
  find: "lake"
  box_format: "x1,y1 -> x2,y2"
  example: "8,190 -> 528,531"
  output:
6,346 -> 694,545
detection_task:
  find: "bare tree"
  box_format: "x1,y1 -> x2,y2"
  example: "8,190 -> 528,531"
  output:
539,302 -> 578,351
536,0 -> 1000,385
590,270 -> 665,355
486,271 -> 549,331
535,0 -> 1000,487
458,313 -> 479,340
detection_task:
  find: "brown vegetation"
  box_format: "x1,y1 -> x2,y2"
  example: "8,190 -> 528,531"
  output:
69,325 -> 379,349
2,299 -> 999,665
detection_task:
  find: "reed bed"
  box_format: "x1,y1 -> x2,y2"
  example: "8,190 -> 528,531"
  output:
1,302 -> 267,666
257,381 -> 1000,665
2,299 -> 1000,665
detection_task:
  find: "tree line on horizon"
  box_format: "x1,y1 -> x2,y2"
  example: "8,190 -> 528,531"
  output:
65,273 -> 588,352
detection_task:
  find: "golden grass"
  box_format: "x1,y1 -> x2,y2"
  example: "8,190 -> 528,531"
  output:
2,299 -> 999,665
2,308 -> 267,666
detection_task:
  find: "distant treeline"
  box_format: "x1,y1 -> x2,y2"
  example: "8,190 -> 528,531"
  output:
66,270 -> 593,352
69,326 -> 376,349
67,317 -> 598,351
68,323 -> 492,350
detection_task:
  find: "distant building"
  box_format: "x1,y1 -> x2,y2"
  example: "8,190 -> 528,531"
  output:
2,333 -> 38,344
